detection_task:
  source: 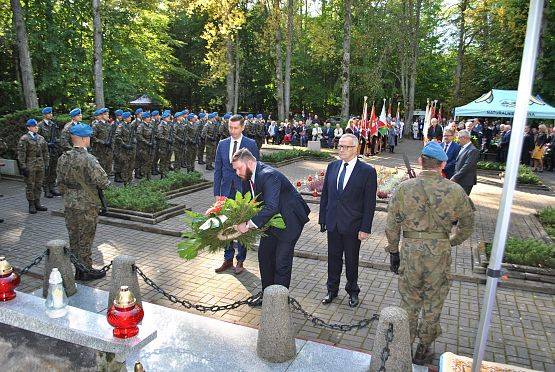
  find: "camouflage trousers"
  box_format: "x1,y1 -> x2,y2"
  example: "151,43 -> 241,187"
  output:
24,167 -> 45,201
43,148 -> 60,191
173,144 -> 185,169
197,139 -> 205,163
159,146 -> 172,176
398,239 -> 451,346
113,148 -> 121,174
94,147 -> 113,175
185,143 -> 196,171
205,141 -> 216,166
118,149 -> 135,184
255,137 -> 263,149
65,207 -> 99,268
138,146 -> 153,180
152,145 -> 160,172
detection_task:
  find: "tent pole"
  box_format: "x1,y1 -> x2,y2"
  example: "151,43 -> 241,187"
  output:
471,1 -> 544,371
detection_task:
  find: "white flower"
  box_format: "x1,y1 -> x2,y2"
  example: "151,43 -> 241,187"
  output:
199,215 -> 228,231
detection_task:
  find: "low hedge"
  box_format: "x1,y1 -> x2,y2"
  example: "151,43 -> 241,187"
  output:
477,161 -> 505,171
485,238 -> 555,269
538,207 -> 555,240
516,165 -> 542,185
261,149 -> 333,163
104,171 -> 205,212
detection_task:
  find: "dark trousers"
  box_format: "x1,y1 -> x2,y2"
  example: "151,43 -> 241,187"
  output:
326,228 -> 361,295
258,233 -> 298,290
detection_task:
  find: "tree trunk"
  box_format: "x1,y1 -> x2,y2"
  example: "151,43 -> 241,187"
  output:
284,0 -> 294,120
226,39 -> 235,112
233,37 -> 240,113
406,0 -> 422,129
340,0 -> 351,121
274,0 -> 285,121
10,0 -> 38,108
92,0 -> 104,108
453,0 -> 468,106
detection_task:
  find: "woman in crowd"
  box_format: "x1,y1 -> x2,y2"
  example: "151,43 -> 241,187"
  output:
531,124 -> 549,172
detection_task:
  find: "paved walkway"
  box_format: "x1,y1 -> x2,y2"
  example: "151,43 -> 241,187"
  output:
1,139 -> 554,371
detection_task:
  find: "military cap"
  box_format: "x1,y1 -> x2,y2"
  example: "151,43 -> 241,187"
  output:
115,109 -> 123,116
207,112 -> 216,119
151,110 -> 159,116
163,109 -> 171,115
187,113 -> 196,120
69,108 -> 81,117
122,111 -> 132,119
174,111 -> 183,118
223,113 -> 232,120
42,107 -> 52,115
161,112 -> 170,119
26,118 -> 38,127
135,108 -> 143,115
183,109 -> 189,115
70,123 -> 93,137
141,112 -> 151,119
421,141 -> 448,161
93,108 -> 107,116
246,114 -> 253,119
198,112 -> 206,119
256,114 -> 263,119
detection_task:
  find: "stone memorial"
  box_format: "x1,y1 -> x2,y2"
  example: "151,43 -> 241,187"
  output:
369,306 -> 412,372
108,255 -> 142,309
42,240 -> 77,298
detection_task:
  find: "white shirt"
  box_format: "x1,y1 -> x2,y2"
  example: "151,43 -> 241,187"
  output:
337,157 -> 358,191
334,127 -> 343,138
229,135 -> 243,163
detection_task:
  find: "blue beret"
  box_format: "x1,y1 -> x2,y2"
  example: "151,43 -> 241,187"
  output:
122,112 -> 132,119
163,110 -> 171,115
187,113 -> 196,120
174,111 -> 183,118
69,123 -> 93,137
223,113 -> 231,120
100,108 -> 108,115
42,107 -> 52,115
256,114 -> 263,119
93,109 -> 102,116
151,110 -> 159,116
198,112 -> 206,119
421,141 -> 448,161
26,118 -> 37,127
135,108 -> 143,115
161,112 -> 170,119
69,108 -> 81,117
207,112 -> 216,119
142,112 -> 151,119
183,109 -> 189,114
246,114 -> 253,119
115,109 -> 123,116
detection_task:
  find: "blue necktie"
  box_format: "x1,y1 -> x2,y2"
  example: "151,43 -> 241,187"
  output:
338,163 -> 348,193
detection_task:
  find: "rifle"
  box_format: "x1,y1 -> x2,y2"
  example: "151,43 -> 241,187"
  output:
106,121 -> 117,147
98,188 -> 108,215
403,152 -> 417,179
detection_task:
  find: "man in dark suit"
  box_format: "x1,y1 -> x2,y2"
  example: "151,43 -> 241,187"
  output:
498,124 -> 512,163
213,114 -> 260,274
442,129 -> 461,179
427,118 -> 443,142
233,148 -> 310,303
451,130 -> 479,195
521,126 -> 535,166
319,133 -> 377,307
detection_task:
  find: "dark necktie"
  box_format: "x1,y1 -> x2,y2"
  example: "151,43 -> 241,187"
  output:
232,140 -> 238,156
249,179 -> 255,196
338,163 -> 348,193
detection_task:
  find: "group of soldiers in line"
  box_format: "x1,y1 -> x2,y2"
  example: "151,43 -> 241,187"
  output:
16,107 -> 269,209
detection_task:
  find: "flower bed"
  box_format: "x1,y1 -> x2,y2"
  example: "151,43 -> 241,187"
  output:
484,238 -> 554,269
538,207 -> 555,241
261,149 -> 334,165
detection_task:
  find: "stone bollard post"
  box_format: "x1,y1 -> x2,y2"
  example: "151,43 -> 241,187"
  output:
42,240 -> 77,298
256,285 -> 296,363
369,306 -> 412,372
108,255 -> 142,309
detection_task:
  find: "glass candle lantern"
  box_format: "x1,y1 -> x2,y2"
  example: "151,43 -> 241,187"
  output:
107,286 -> 144,339
45,268 -> 68,318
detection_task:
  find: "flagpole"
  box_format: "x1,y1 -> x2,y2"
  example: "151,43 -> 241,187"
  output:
471,1 -> 543,371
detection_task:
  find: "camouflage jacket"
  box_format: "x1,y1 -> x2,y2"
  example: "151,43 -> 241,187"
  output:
17,133 -> 49,169
136,122 -> 155,148
243,120 -> 255,137
91,120 -> 113,149
202,120 -> 218,142
38,119 -> 61,148
114,121 -> 136,151
256,121 -> 266,138
157,120 -> 173,148
174,121 -> 186,146
194,121 -> 205,143
219,120 -> 230,139
385,170 -> 475,253
185,120 -> 197,144
60,121 -> 77,151
56,147 -> 109,210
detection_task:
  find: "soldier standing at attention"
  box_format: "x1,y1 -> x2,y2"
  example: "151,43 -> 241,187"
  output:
114,111 -> 136,185
219,112 -> 231,139
255,114 -> 265,149
202,112 -> 218,170
150,110 -> 161,176
131,108 -> 143,178
38,107 -> 62,198
196,112 -> 207,165
56,123 -> 109,281
113,109 -> 124,183
136,111 -> 155,180
385,141 -> 475,365
61,108 -> 82,152
91,108 -> 114,175
18,119 -> 49,214
173,111 -> 186,170
184,113 -> 198,172
157,111 -> 173,177
244,114 -> 254,140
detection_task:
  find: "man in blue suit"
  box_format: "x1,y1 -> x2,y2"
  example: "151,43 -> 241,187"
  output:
233,148 -> 310,304
319,133 -> 377,307
441,129 -> 461,179
213,114 -> 260,274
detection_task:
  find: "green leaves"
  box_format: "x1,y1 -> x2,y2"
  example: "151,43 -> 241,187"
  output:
485,238 -> 555,269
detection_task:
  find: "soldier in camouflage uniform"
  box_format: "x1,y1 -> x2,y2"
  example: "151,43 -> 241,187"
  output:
112,109 -> 124,183
184,113 -> 198,172
38,107 -> 62,198
114,112 -> 136,185
157,112 -> 174,177
0,135 -> 5,222
243,114 -> 255,140
131,108 -> 143,178
385,141 -> 475,365
173,111 -> 186,170
196,112 -> 207,164
136,112 -> 155,180
150,110 -> 161,175
91,108 -> 114,175
61,108 -> 82,152
219,112 -> 231,139
56,123 -> 109,281
202,112 -> 219,170
255,114 -> 266,149
18,119 -> 49,214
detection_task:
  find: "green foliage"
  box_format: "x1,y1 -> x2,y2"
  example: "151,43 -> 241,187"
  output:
537,207 -> 555,240
138,171 -> 204,193
0,109 -> 42,159
516,165 -> 542,185
261,149 -> 334,163
485,238 -> 555,269
477,161 -> 505,171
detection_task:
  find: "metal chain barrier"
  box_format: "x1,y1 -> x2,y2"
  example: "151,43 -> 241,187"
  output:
66,249 -> 112,274
133,264 -> 262,312
378,323 -> 394,372
17,250 -> 49,275
288,296 -> 379,332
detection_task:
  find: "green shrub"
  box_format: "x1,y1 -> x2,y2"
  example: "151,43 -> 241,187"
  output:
485,238 -> 555,269
261,149 -> 333,163
516,165 -> 542,185
139,171 -> 204,193
477,161 -> 505,171
105,185 -> 169,213
538,207 -> 555,240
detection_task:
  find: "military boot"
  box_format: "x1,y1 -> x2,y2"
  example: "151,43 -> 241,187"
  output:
44,189 -> 53,198
75,267 -> 106,281
412,343 -> 433,365
28,201 -> 37,214
35,199 -> 48,211
50,187 -> 62,197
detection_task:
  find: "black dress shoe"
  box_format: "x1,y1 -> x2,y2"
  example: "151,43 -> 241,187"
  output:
348,293 -> 359,308
321,292 -> 337,304
75,268 -> 106,281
